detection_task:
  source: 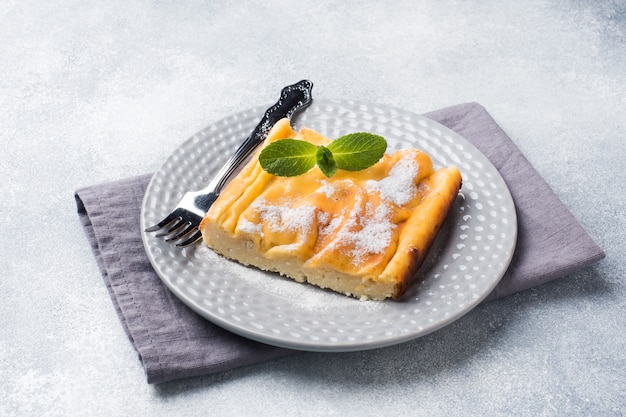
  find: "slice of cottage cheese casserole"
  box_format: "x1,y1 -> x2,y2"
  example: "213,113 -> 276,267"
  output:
200,118 -> 462,300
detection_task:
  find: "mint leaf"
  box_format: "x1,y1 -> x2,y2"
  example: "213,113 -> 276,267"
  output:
327,132 -> 387,171
258,132 -> 388,177
316,145 -> 337,178
259,139 -> 318,177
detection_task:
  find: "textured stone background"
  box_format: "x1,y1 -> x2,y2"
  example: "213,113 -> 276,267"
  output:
1,0 -> 624,416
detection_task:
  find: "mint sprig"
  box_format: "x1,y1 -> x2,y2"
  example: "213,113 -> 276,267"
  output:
259,132 -> 387,178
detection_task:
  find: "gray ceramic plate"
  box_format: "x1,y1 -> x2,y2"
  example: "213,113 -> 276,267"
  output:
140,99 -> 517,352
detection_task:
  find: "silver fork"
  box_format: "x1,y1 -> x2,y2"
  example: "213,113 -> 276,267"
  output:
145,80 -> 314,246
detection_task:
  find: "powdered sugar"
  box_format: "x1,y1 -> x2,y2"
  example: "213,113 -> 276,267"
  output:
343,199 -> 395,264
316,210 -> 330,225
365,152 -> 420,206
316,191 -> 396,266
251,197 -> 316,234
352,201 -> 395,256
238,218 -> 263,236
320,210 -> 344,237
316,182 -> 337,198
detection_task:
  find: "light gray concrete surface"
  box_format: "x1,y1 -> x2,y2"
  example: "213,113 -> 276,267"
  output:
1,1 -> 624,416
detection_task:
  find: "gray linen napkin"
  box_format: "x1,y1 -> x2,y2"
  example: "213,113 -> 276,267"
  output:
75,102 -> 605,384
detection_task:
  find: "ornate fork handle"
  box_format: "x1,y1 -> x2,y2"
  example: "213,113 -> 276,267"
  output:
145,80 -> 314,246
205,80 -> 314,196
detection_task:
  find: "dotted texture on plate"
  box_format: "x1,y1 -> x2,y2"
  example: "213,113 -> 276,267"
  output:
140,99 -> 517,352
